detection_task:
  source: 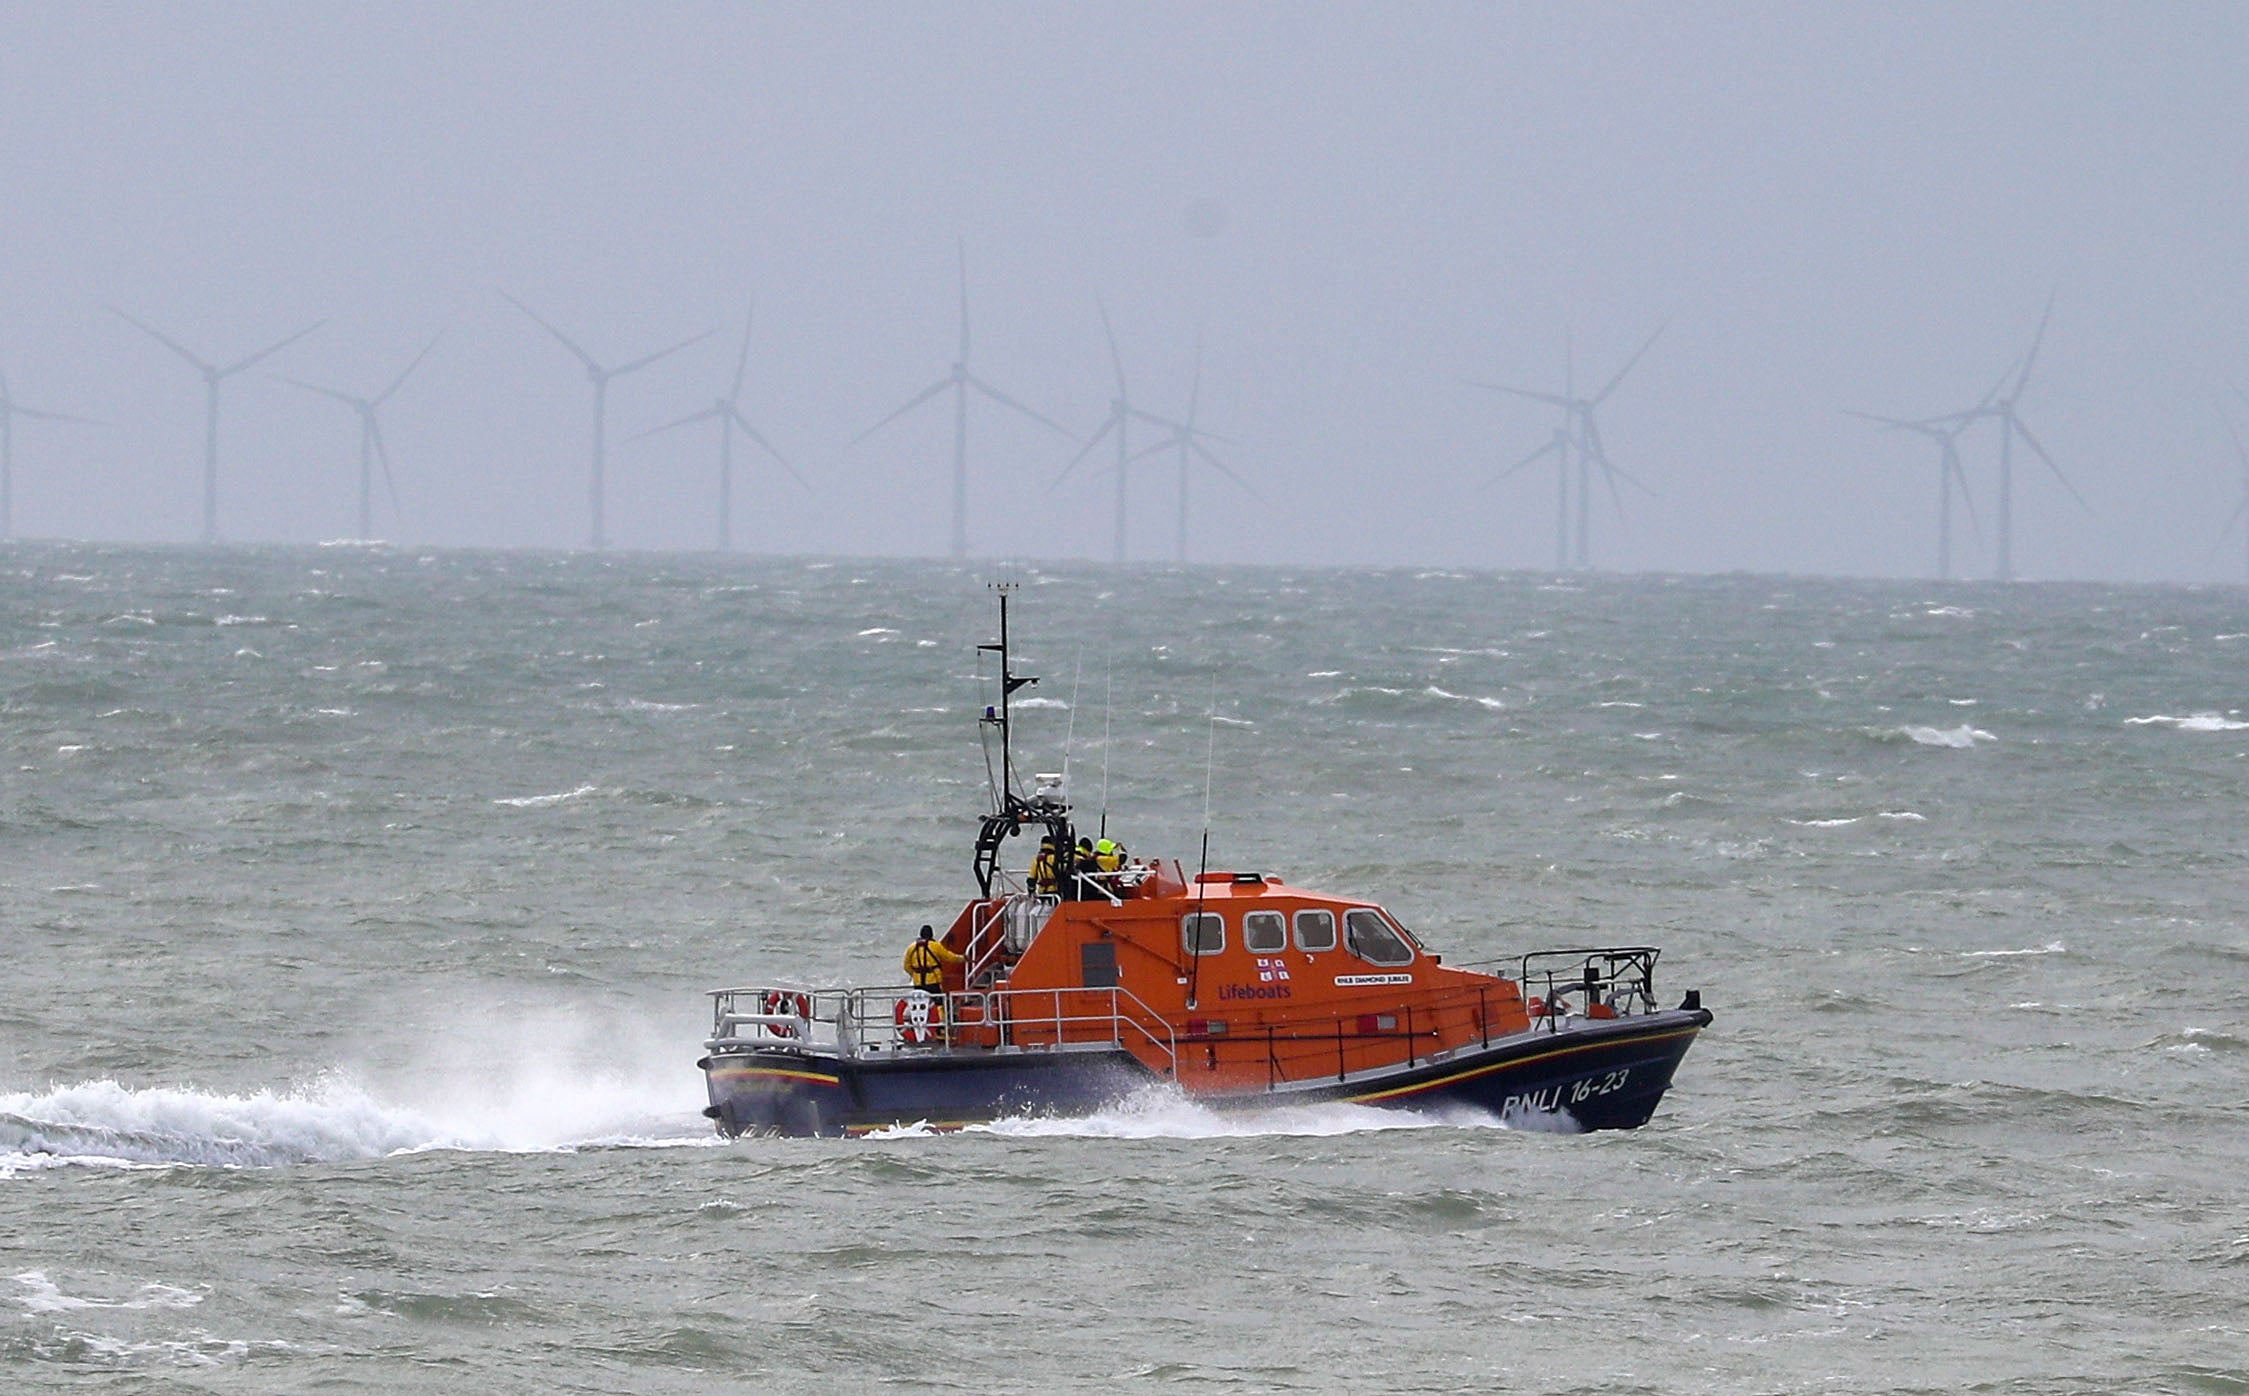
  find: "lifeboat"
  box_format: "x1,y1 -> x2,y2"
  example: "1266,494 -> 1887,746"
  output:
699,589 -> 1713,1138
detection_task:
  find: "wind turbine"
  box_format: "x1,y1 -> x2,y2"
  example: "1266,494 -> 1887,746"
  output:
277,332 -> 441,541
1939,296 -> 2088,581
1844,410 -> 1983,580
2213,402 -> 2249,584
1051,303 -> 1184,564
110,309 -> 325,542
849,244 -> 1075,559
503,293 -> 710,550
636,304 -> 804,552
1482,421 -> 1576,571
1124,333 -> 1255,563
1466,325 -> 1664,569
0,367 -> 95,541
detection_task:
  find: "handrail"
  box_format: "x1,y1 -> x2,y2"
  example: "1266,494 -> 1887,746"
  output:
706,980 -> 1177,1076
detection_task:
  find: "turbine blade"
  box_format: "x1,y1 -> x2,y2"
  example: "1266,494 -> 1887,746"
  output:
848,378 -> 951,447
1463,378 -> 1572,411
2012,416 -> 2088,511
500,292 -> 601,374
1481,437 -> 1560,492
731,407 -> 808,488
369,417 -> 404,523
1598,457 -> 1631,519
611,328 -> 714,379
1097,299 -> 1128,399
376,329 -> 444,406
1126,438 -> 1173,465
956,239 -> 971,365
275,374 -> 363,409
1049,415 -> 1115,491
1191,440 -> 1259,499
108,307 -> 211,372
1186,328 -> 1204,432
2011,292 -> 2057,400
729,302 -> 755,402
632,404 -> 724,441
220,320 -> 325,378
967,374 -> 1077,439
2212,497 -> 2249,553
7,403 -> 98,425
1945,440 -> 1983,542
1591,322 -> 1666,407
1842,408 -> 1921,431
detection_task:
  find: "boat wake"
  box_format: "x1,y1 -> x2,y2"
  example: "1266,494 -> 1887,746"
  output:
0,1065 -> 713,1175
862,1085 -> 1540,1142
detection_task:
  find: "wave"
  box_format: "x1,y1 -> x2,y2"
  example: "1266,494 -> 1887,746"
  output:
1877,724 -> 1996,748
1959,941 -> 2067,958
2124,712 -> 2249,732
492,784 -> 599,808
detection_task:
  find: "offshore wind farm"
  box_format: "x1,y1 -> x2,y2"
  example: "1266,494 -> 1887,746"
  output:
7,12 -> 2249,1395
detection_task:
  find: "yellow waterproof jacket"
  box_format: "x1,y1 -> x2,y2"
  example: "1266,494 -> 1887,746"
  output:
903,936 -> 963,990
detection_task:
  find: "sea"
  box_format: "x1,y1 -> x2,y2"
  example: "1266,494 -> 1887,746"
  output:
2,542 -> 2244,1393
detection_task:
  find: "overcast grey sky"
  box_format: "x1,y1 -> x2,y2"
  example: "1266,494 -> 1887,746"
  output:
3,2 -> 2246,580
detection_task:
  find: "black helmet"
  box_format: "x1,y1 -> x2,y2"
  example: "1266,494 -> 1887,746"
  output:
918,924 -> 934,939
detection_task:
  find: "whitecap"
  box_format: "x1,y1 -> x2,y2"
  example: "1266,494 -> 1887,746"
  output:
1424,685 -> 1505,710
1960,942 -> 2067,958
856,627 -> 898,638
1013,696 -> 1070,710
1791,816 -> 1861,828
1878,810 -> 1927,822
12,1271 -> 203,1314
493,784 -> 598,808
2123,712 -> 2249,732
1901,724 -> 1995,748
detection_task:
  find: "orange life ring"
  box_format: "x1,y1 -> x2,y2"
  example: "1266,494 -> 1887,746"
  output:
762,990 -> 811,1037
894,990 -> 943,1044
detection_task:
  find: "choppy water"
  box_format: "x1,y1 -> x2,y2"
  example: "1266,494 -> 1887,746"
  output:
3,543 -> 2245,1392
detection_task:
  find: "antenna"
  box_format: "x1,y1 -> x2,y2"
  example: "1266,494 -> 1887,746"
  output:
1098,639 -> 1114,837
1060,642 -> 1084,799
1186,669 -> 1219,1010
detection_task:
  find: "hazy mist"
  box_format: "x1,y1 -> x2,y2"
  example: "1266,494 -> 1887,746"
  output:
4,3 -> 2247,582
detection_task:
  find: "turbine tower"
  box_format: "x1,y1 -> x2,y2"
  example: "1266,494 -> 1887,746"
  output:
637,304 -> 803,553
111,309 -> 324,543
504,293 -> 709,550
1467,325 -> 1663,569
1940,297 -> 2087,581
1125,333 -> 1254,563
1052,303 -> 1182,564
278,333 -> 441,541
850,243 -> 1074,559
0,367 -> 95,541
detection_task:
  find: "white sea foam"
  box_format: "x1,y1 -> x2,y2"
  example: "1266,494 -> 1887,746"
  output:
1878,810 -> 1927,822
12,1271 -> 204,1314
1960,942 -> 2067,958
1791,816 -> 1861,828
856,627 -> 898,638
1900,724 -> 1995,748
0,1036 -> 712,1174
866,1085 -> 1510,1141
1424,685 -> 1506,710
2123,712 -> 2249,732
493,784 -> 599,808
1013,696 -> 1070,709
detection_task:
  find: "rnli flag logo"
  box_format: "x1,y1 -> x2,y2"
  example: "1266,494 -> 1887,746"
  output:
1256,957 -> 1291,983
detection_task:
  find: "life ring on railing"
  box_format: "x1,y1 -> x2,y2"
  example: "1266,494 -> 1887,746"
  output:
762,990 -> 811,1037
894,990 -> 942,1044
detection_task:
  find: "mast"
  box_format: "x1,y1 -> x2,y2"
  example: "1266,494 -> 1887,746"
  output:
976,582 -> 1037,810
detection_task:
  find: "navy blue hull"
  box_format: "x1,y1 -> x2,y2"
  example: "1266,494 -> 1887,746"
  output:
701,1009 -> 1711,1138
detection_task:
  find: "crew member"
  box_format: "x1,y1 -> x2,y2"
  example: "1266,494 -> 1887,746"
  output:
903,924 -> 963,993
1094,837 -> 1126,873
1029,837 -> 1059,893
1074,837 -> 1100,896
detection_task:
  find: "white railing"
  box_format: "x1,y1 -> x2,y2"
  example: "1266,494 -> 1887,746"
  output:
706,980 -> 1177,1075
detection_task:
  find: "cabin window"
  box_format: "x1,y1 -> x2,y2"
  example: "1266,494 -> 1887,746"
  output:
1182,913 -> 1225,956
1294,909 -> 1337,953
1242,910 -> 1286,953
1344,908 -> 1415,967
